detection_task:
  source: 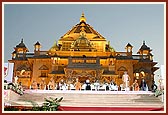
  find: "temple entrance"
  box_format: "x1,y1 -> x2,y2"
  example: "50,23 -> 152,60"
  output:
73,71 -> 94,83
65,69 -> 98,84
78,76 -> 89,83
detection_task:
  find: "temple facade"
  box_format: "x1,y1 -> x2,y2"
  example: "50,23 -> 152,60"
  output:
9,13 -> 158,90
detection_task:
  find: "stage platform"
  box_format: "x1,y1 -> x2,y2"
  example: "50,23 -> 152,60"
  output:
4,90 -> 164,111
24,90 -> 154,94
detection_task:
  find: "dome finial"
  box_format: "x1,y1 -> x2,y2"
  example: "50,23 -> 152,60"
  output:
82,12 -> 84,16
80,12 -> 86,22
21,38 -> 23,43
143,40 -> 145,45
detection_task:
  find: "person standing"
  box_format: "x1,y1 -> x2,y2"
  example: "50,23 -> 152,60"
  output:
122,71 -> 130,91
31,80 -> 37,89
48,78 -> 55,90
40,79 -> 46,90
56,82 -> 60,90
85,79 -> 91,90
140,78 -> 147,91
151,80 -> 157,92
59,79 -> 64,90
132,79 -> 139,91
74,78 -> 81,90
94,80 -> 100,91
14,76 -> 18,85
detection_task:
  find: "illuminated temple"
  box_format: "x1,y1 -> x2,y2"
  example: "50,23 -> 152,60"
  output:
9,13 -> 159,90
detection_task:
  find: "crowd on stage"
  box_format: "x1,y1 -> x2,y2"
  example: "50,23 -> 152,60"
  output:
29,78 -> 158,92
30,79 -> 118,91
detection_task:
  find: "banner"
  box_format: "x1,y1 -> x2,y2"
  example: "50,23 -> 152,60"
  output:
4,63 -> 14,83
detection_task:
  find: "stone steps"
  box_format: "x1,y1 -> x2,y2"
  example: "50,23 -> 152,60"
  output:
5,90 -> 164,108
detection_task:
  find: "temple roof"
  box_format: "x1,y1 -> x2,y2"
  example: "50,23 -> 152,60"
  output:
16,39 -> 28,49
34,41 -> 41,46
59,13 -> 106,41
139,41 -> 151,51
126,43 -> 133,47
16,64 -> 31,71
137,41 -> 152,54
39,65 -> 49,70
14,39 -> 29,53
12,51 -> 17,54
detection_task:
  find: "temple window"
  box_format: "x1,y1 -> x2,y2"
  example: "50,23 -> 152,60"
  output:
140,71 -> 145,77
12,53 -> 16,58
20,70 -> 26,75
135,73 -> 140,79
150,55 -> 153,60
72,59 -> 76,63
51,57 -> 60,64
76,59 -> 84,63
128,48 -> 131,52
135,73 -> 139,77
86,59 -> 96,63
35,45 -> 39,51
18,50 -> 23,53
41,71 -> 47,77
16,71 -> 20,76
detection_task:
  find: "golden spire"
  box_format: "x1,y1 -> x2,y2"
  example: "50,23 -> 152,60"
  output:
80,12 -> 86,22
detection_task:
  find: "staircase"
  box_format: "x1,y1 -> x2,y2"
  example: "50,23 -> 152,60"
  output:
5,90 -> 164,109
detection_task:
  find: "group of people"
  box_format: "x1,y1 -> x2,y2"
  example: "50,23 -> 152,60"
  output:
131,79 -> 158,92
64,79 -> 119,91
132,79 -> 146,91
30,78 -> 118,91
30,77 -> 158,92
121,71 -> 158,92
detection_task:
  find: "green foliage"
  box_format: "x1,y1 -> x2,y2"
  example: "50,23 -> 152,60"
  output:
27,97 -> 63,111
26,100 -> 41,111
7,83 -> 24,95
155,89 -> 164,97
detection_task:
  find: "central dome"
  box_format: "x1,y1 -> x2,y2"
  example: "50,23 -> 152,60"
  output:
58,13 -> 112,52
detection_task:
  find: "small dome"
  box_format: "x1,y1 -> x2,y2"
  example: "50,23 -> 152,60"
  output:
137,41 -> 152,54
138,41 -> 151,51
16,39 -> 26,48
126,43 -> 133,48
49,41 -> 59,52
106,41 -> 115,52
34,41 -> 41,46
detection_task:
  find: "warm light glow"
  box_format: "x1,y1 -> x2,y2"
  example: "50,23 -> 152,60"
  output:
135,73 -> 139,76
20,69 -> 25,75
140,71 -> 145,76
80,12 -> 86,22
